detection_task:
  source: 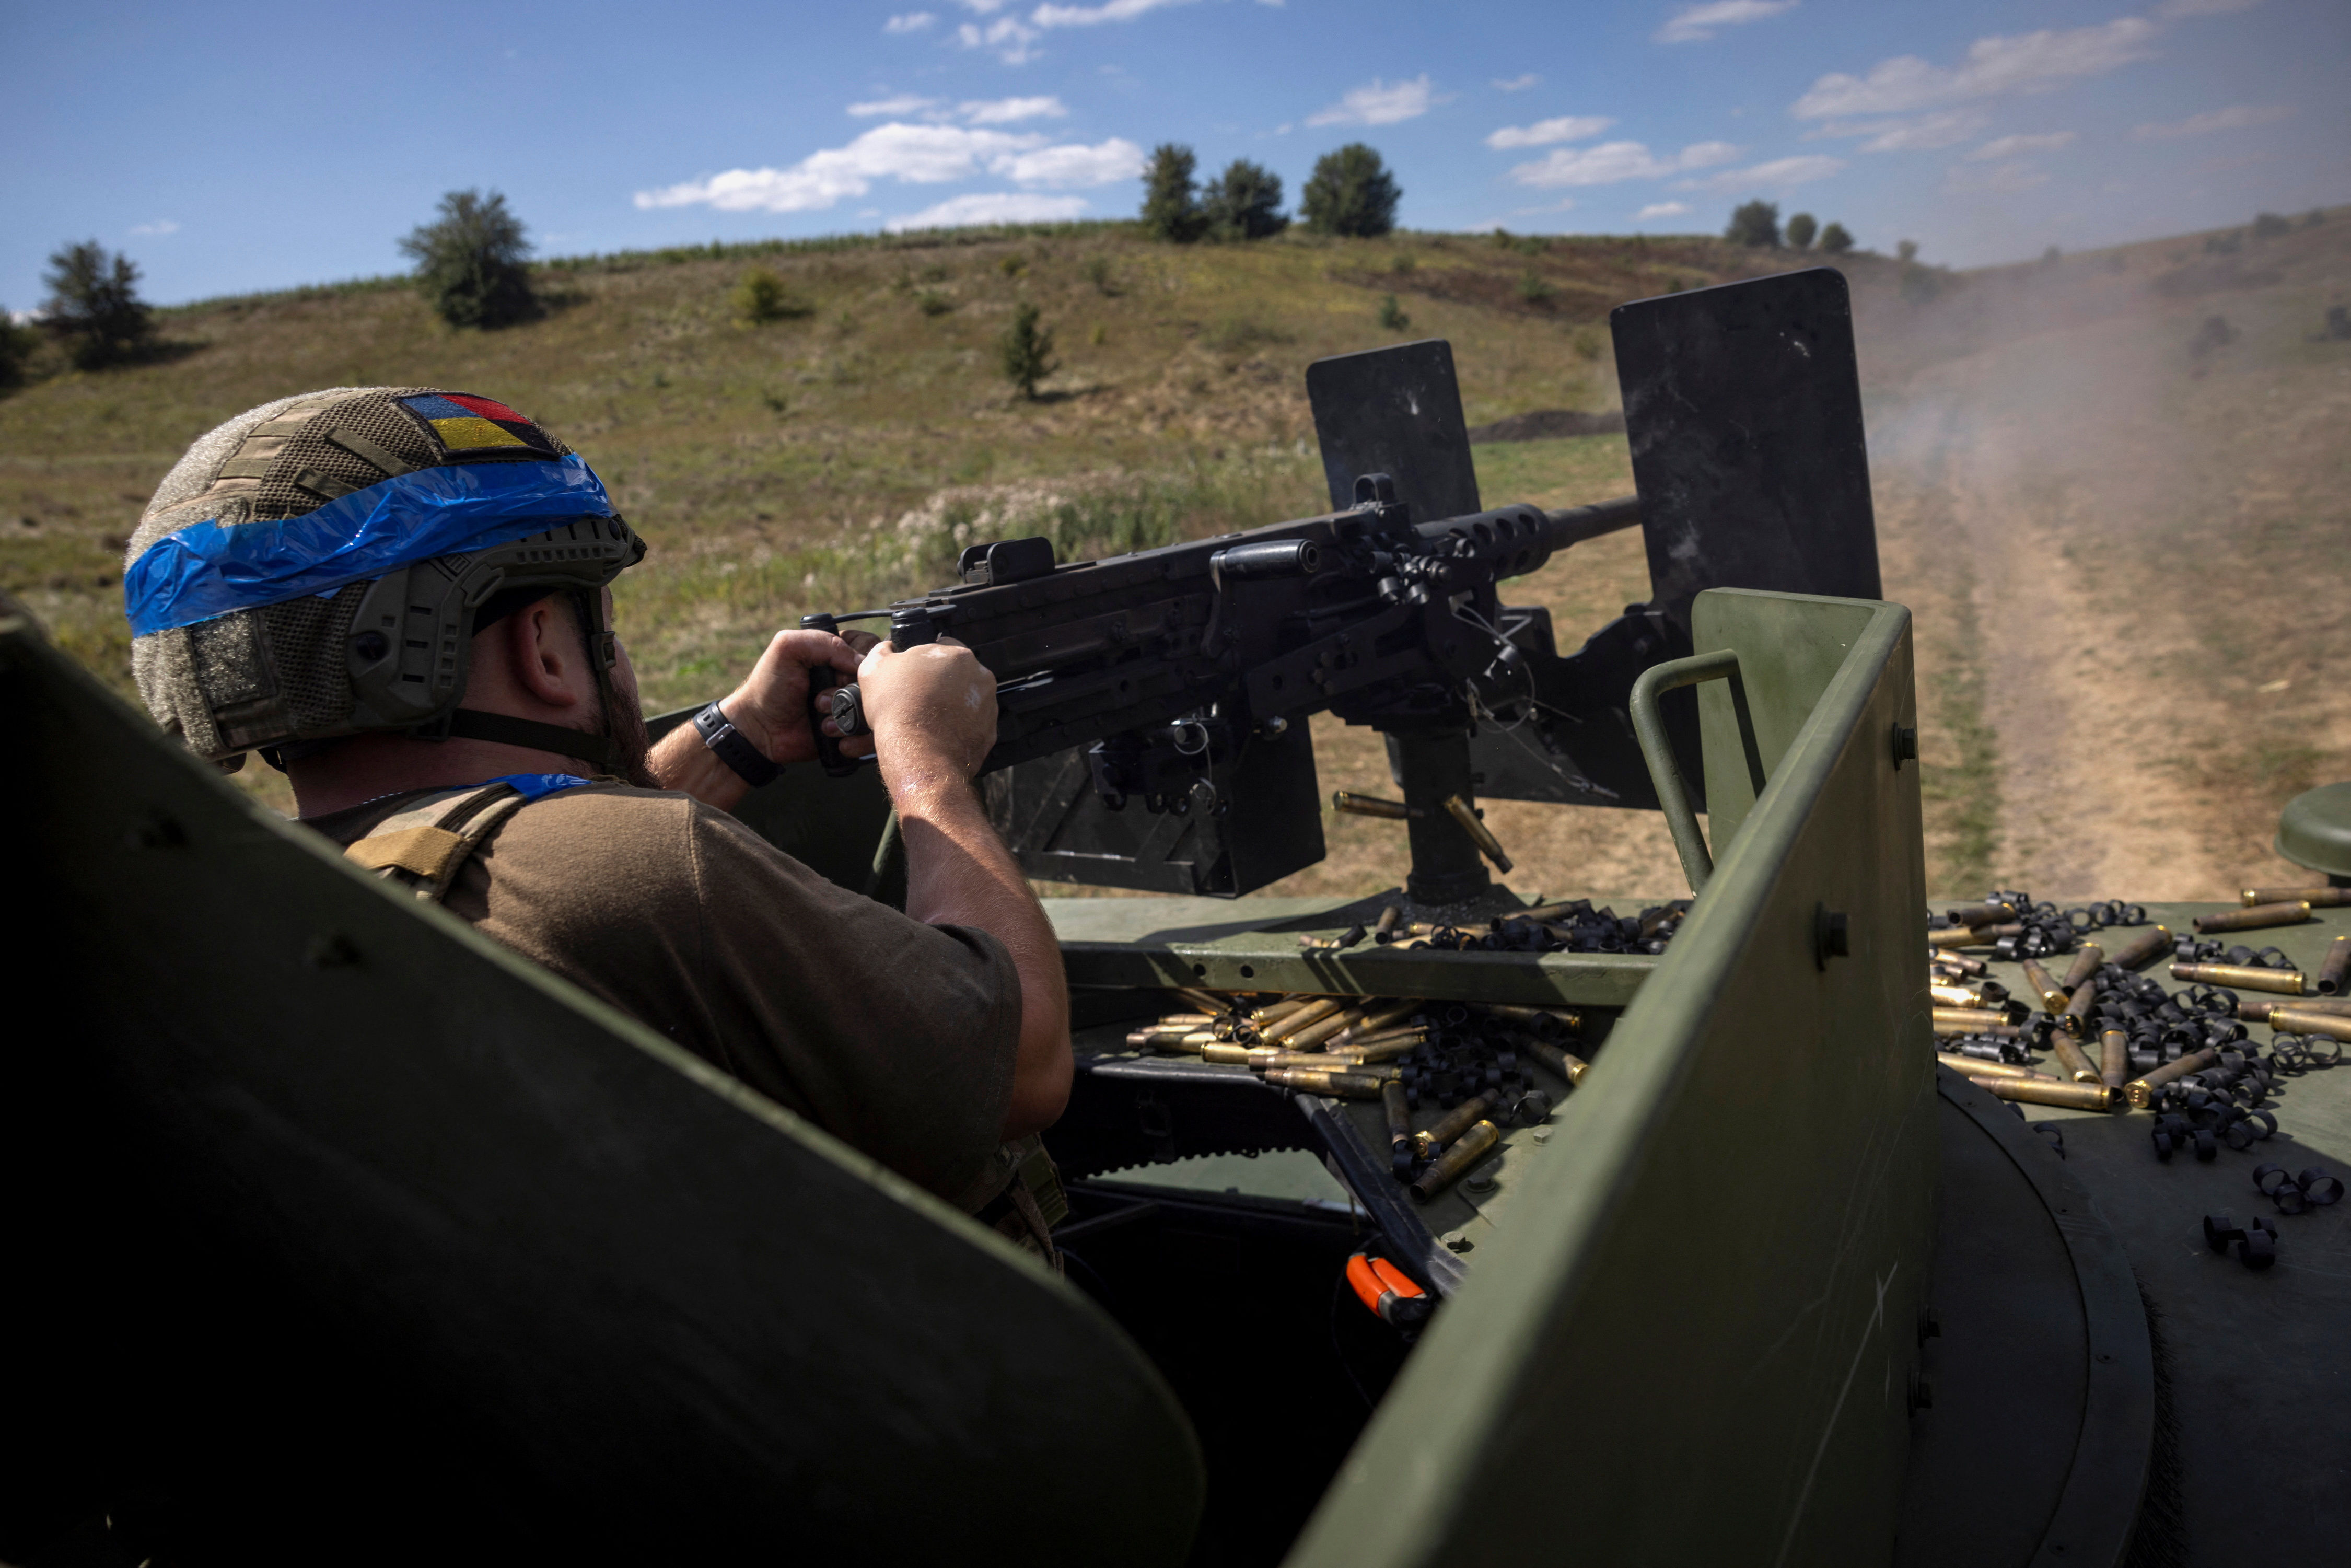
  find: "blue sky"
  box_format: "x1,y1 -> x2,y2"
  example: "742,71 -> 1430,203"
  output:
5,0 -> 2344,308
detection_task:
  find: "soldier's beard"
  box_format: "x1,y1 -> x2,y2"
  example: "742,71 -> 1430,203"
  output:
599,683 -> 659,789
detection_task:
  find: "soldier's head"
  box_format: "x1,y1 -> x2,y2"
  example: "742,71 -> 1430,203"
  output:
123,387 -> 649,783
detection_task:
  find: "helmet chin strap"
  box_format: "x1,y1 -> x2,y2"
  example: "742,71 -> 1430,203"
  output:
439,709 -> 619,773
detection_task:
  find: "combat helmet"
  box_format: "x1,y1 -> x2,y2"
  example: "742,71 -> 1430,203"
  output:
123,387 -> 645,771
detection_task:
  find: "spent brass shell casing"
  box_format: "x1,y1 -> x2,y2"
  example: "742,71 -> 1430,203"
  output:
1374,904 -> 1404,940
1525,1039 -> 1592,1087
2243,886 -> 2351,909
1262,1069 -> 1391,1099
1480,1003 -> 1585,1035
1936,1053 -> 2051,1081
1272,997 -> 1348,1043
2126,1045 -> 2221,1107
1199,1043 -> 1277,1066
2194,901 -> 2313,935
2060,944 -> 2105,993
1930,983 -> 1989,1008
2106,926 -> 2174,972
1285,1006 -> 1372,1052
1333,792 -> 1416,820
1168,986 -> 1229,1016
1416,1094 -> 1498,1158
1411,1120 -> 1500,1204
2049,1029 -> 2100,1084
1946,900 -> 2018,926
1150,1013 -> 1217,1030
1248,996 -> 1316,1028
2267,1008 -> 2351,1043
1932,953 -> 1991,977
1934,1007 -> 2015,1035
2098,1027 -> 2129,1093
2238,995 -> 2351,1023
1383,1078 -> 1412,1139
1128,1029 -> 1215,1052
2063,984 -> 2099,1038
1335,1000 -> 1423,1041
1333,1035 -> 1428,1066
1928,926 -> 1987,949
2172,962 -> 2304,996
1441,794 -> 1515,874
2020,958 -> 2068,1011
1973,1076 -> 2114,1112
2317,936 -> 2350,997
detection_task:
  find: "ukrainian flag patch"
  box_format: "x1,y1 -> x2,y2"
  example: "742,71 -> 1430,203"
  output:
399,392 -> 554,457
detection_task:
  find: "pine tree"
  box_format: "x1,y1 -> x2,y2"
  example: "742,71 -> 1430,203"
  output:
1000,302 -> 1057,399
1202,159 -> 1288,240
1301,144 -> 1401,238
1140,145 -> 1203,243
399,190 -> 537,329
40,242 -> 154,370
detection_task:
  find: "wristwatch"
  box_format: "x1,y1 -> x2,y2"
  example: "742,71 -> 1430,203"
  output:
693,701 -> 784,787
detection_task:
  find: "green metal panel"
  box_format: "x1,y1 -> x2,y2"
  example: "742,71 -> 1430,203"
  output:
1286,589 -> 1934,1567
1694,589 -> 1883,858
2,618 -> 1202,1561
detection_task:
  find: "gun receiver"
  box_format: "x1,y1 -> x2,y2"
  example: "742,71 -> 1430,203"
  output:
810,481 -> 1640,818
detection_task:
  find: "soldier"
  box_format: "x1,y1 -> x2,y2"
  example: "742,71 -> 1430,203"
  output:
120,387 -> 1072,1251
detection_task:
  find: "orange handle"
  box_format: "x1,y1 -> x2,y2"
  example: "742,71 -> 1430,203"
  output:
1368,1256 -> 1426,1301
1346,1253 -> 1391,1318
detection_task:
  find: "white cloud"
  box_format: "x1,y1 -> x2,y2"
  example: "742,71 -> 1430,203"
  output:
1791,18 -> 2157,119
1510,139 -> 1740,188
1637,201 -> 1692,220
129,219 -> 180,236
635,124 -> 1140,214
2132,102 -> 2291,138
1844,110 -> 1991,152
1307,75 -> 1445,127
1493,74 -> 1539,92
1032,0 -> 1196,25
886,192 -> 1090,231
2156,0 -> 2260,15
960,95 -> 1068,123
1657,0 -> 1799,45
954,0 -> 1009,10
993,136 -> 1146,186
850,94 -> 940,117
1679,153 -> 1846,190
1946,160 -> 2049,194
1970,131 -> 2075,160
1486,115 -> 1614,150
884,11 -> 935,31
635,123 -> 1044,213
958,16 -> 1041,61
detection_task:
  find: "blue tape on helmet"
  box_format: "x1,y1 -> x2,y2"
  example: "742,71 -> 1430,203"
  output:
124,455 -> 614,637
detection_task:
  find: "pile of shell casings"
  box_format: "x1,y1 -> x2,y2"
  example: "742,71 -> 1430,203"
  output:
1124,981 -> 1586,1202
1926,885 -> 2349,1116
1300,898 -> 1691,956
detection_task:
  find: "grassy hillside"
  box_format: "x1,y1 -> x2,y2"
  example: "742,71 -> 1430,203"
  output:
6,210 -> 2347,900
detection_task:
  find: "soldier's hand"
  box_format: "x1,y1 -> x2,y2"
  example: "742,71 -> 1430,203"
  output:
857,635 -> 997,788
717,628 -> 879,769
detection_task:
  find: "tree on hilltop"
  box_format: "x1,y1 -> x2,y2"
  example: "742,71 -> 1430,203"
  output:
42,242 -> 154,370
1140,145 -> 1204,243
1301,144 -> 1400,238
1204,159 -> 1288,240
1724,200 -> 1780,249
1785,212 -> 1818,251
1819,221 -> 1854,254
400,189 -> 537,329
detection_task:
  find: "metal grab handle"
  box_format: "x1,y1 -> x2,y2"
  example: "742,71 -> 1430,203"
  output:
1628,650 -> 1745,895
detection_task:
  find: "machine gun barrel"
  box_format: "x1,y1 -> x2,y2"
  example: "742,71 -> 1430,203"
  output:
813,492 -> 1642,783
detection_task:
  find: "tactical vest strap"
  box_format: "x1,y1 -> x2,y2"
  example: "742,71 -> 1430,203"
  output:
343,783 -> 532,904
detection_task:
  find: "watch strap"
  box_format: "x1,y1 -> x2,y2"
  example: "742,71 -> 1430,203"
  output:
693,702 -> 784,788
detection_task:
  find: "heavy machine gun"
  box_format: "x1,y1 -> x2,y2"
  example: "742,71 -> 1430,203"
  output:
809,267 -> 1882,904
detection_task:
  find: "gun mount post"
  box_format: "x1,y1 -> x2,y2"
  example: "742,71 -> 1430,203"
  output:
1390,729 -> 1493,905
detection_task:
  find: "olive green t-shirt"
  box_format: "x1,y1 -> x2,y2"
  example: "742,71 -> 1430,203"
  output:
306,782 -> 1023,1200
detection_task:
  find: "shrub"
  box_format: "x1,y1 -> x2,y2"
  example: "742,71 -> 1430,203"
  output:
915,289 -> 954,317
1785,212 -> 1818,251
1488,227 -> 1515,249
2204,230 -> 2242,255
1896,239 -> 1919,263
998,253 -> 1028,277
732,266 -> 810,324
1390,253 -> 1416,274
2305,210 -> 2326,228
1819,221 -> 1855,254
1377,294 -> 1409,330
1724,200 -> 1780,249
1083,254 -> 1116,293
1516,272 -> 1555,307
2251,212 -> 2291,240
0,308 -> 36,387
1000,301 -> 1057,398
398,189 -> 536,329
40,241 -> 154,369
1301,144 -> 1401,238
1141,144 -> 1203,243
1203,159 -> 1288,240
1204,315 -> 1291,352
